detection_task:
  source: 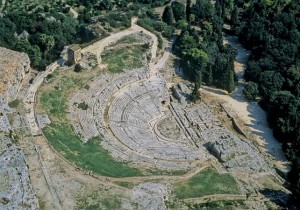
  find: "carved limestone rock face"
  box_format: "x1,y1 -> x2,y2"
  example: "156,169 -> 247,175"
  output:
0,47 -> 30,105
0,136 -> 39,209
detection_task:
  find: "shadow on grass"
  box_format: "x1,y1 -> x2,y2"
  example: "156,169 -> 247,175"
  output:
43,123 -> 143,178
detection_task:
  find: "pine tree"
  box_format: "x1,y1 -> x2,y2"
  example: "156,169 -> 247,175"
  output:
162,6 -> 174,25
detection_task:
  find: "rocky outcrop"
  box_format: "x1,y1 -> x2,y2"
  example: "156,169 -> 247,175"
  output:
0,136 -> 39,209
123,183 -> 169,210
206,136 -> 270,173
0,47 -> 30,107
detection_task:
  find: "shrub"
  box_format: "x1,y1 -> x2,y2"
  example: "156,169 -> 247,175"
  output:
74,63 -> 82,72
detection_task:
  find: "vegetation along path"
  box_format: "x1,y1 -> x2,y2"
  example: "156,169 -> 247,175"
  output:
202,34 -> 289,172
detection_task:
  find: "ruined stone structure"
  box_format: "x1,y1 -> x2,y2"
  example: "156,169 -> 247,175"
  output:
68,68 -> 210,170
67,44 -> 81,64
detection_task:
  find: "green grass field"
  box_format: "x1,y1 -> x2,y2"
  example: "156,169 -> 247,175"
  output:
39,74 -> 82,120
173,168 -> 240,199
43,123 -> 142,177
101,45 -> 148,73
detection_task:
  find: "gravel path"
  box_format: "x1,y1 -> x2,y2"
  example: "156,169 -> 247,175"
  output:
82,17 -> 158,70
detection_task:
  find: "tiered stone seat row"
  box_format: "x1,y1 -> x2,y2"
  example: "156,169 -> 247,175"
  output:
68,68 -> 149,142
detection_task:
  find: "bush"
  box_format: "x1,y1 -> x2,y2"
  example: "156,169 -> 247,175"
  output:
176,19 -> 188,30
137,18 -> 174,38
74,63 -> 82,72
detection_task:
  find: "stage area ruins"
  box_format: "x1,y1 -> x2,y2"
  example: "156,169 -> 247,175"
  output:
33,23 -> 290,209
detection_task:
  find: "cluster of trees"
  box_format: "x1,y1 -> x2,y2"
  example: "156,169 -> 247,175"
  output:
173,0 -> 237,100
0,10 -> 96,70
161,1 -> 188,29
0,0 -> 170,70
230,0 -> 300,205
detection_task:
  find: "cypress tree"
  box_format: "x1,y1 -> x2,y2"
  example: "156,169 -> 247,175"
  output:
231,5 -> 239,29
171,2 -> 186,22
162,6 -> 174,25
186,0 -> 192,23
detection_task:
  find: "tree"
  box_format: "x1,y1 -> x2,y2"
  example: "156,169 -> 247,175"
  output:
186,0 -> 192,23
171,1 -> 186,22
259,71 -> 285,96
0,17 -> 17,48
37,33 -> 55,61
100,0 -> 113,10
231,5 -> 240,30
176,19 -> 188,30
191,83 -> 201,102
243,82 -> 259,100
14,39 -> 42,68
186,50 -> 207,98
224,61 -> 236,93
215,0 -> 222,17
162,5 -> 174,25
192,0 -> 215,22
174,32 -> 198,56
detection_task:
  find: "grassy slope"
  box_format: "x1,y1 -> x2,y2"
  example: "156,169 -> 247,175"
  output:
43,123 -> 141,177
38,67 -> 143,178
173,168 -> 240,199
101,45 -> 148,73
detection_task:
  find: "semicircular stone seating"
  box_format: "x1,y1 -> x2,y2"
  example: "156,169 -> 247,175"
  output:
68,68 -> 209,170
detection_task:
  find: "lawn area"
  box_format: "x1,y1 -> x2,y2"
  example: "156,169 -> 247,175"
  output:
43,123 -> 142,177
173,168 -> 240,199
101,45 -> 148,73
39,75 -> 83,120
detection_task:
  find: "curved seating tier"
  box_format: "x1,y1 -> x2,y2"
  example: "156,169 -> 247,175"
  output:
67,68 -> 206,169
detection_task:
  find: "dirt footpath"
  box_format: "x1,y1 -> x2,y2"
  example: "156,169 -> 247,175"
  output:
201,35 -> 289,172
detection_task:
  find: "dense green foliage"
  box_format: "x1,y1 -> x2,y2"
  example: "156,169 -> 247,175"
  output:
162,5 -> 174,25
173,0 -> 237,94
0,0 -> 169,70
171,1 -> 185,22
0,11 -> 94,70
229,0 -> 300,205
243,82 -> 259,100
